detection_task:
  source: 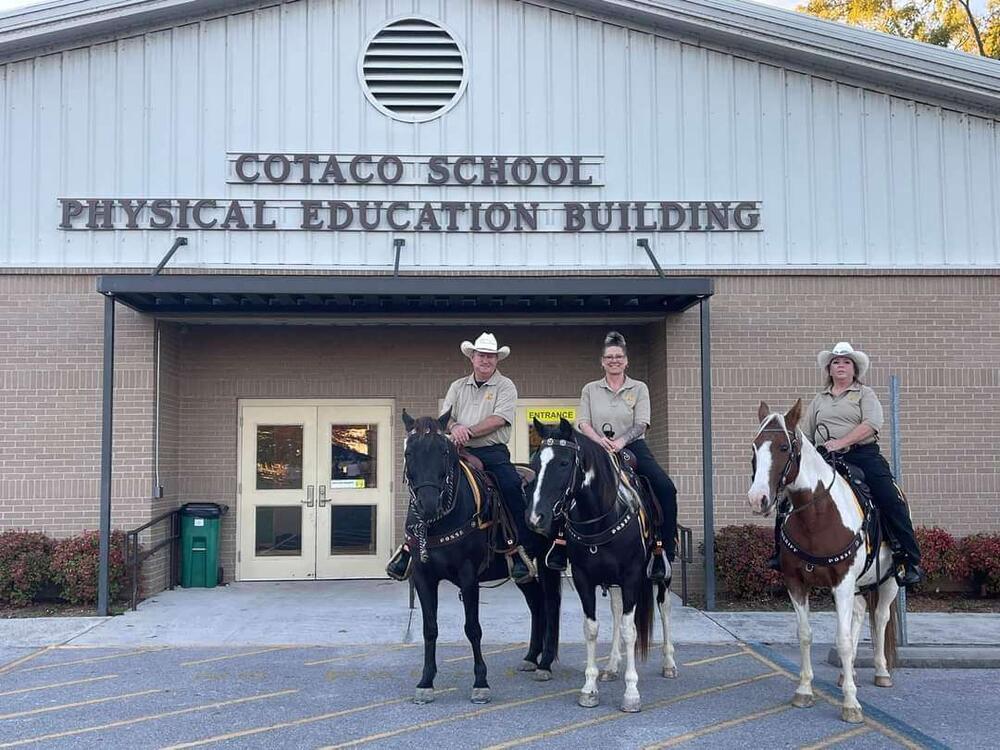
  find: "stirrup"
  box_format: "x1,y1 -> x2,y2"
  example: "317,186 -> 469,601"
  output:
508,546 -> 537,584
385,545 -> 412,582
646,550 -> 671,584
545,540 -> 568,572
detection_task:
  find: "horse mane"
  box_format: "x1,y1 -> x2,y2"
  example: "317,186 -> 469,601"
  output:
572,429 -> 620,507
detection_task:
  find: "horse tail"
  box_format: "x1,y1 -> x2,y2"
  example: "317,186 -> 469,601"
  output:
635,577 -> 653,662
863,589 -> 898,671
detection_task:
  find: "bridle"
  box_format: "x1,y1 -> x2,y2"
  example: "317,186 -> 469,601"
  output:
752,421 -> 802,499
538,436 -> 634,550
404,433 -> 459,561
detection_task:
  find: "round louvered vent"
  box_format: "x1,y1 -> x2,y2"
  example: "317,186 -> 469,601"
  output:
359,17 -> 469,123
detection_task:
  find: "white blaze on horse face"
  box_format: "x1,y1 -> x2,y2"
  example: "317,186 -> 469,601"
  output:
581,468 -> 596,488
747,440 -> 773,514
529,446 -> 555,527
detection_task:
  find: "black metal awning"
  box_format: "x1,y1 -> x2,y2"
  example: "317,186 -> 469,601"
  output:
96,274 -> 713,317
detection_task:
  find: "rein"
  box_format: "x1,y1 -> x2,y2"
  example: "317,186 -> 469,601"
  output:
405,441 -> 459,563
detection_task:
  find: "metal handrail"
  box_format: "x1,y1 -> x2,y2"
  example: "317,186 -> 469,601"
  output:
677,523 -> 693,606
125,507 -> 181,611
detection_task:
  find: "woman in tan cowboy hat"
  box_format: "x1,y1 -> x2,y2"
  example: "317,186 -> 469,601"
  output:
768,341 -> 924,587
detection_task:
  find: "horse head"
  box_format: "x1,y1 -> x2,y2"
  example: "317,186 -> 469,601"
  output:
747,400 -> 803,515
402,407 -> 458,522
525,417 -> 580,535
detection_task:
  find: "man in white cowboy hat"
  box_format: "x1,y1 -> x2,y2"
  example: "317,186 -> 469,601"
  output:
386,332 -> 536,583
767,341 -> 923,586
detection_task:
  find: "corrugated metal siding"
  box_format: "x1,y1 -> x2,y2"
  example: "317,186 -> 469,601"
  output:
1,0 -> 999,269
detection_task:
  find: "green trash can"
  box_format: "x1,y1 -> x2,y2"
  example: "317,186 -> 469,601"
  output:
180,503 -> 227,588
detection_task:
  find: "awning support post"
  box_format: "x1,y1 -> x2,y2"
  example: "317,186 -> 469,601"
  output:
699,296 -> 716,610
636,238 -> 665,278
393,238 -> 406,276
152,236 -> 188,276
98,294 -> 116,616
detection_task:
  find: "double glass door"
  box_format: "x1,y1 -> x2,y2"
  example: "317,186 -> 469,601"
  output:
238,400 -> 392,579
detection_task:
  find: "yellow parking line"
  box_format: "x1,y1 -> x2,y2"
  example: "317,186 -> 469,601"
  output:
0,689 -> 163,720
742,648 -> 922,750
0,689 -> 298,749
682,650 -> 748,667
319,687 -> 579,750
800,726 -> 871,750
162,689 -> 459,749
643,702 -> 792,749
0,674 -> 118,697
304,643 -> 415,666
13,647 -> 168,673
0,646 -> 54,674
181,646 -> 298,666
482,670 -> 783,749
443,644 -> 527,663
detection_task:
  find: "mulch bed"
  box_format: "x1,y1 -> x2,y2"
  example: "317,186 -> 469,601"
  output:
1,602 -> 128,618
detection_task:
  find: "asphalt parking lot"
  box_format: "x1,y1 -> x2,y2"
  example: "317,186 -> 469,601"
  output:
2,640 -> 997,749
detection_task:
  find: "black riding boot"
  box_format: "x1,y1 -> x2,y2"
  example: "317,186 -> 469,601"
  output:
545,534 -> 568,572
386,544 -> 412,581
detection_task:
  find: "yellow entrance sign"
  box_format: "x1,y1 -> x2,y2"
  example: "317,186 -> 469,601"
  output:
527,407 -> 577,423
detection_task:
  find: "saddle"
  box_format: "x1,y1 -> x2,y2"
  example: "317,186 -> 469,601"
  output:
615,448 -> 660,546
818,449 -> 885,579
457,456 -> 519,554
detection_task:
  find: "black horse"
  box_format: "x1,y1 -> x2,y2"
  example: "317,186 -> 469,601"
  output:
527,417 -> 675,712
401,409 -> 561,705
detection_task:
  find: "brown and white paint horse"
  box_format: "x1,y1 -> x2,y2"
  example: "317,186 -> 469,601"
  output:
748,400 -> 899,724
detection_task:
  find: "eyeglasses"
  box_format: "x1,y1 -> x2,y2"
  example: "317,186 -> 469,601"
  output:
602,355 -> 626,361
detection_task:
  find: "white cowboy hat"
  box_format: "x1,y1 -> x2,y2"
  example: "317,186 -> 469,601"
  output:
460,332 -> 510,360
817,341 -> 870,379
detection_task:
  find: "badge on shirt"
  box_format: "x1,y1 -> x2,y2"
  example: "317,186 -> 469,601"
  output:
849,393 -> 860,402
484,392 -> 495,401
624,392 -> 636,407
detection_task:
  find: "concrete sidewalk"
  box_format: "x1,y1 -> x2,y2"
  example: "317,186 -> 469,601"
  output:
3,580 -> 999,649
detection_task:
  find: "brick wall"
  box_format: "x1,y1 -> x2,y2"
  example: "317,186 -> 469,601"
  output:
2,271 -> 997,599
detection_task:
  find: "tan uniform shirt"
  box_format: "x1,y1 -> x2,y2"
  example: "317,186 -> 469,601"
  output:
577,376 -> 651,441
441,370 -> 517,448
801,383 -> 883,446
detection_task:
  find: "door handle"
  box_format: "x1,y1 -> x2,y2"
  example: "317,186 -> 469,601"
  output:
303,485 -> 315,507
318,485 -> 328,507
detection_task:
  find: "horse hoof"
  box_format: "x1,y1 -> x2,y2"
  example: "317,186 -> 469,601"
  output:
518,660 -> 538,672
620,696 -> 641,713
791,692 -> 815,708
471,687 -> 491,704
842,706 -> 864,724
578,691 -> 599,708
599,669 -> 619,682
413,688 -> 435,704
533,669 -> 552,682
662,666 -> 678,679
874,675 -> 894,688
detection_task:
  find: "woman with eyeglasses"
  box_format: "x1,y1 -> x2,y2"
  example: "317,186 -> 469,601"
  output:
544,331 -> 677,583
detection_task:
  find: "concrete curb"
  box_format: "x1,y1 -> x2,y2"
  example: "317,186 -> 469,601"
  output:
827,645 -> 1000,669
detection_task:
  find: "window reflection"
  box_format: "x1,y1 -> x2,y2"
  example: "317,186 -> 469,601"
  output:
331,425 -> 377,489
255,506 -> 302,556
330,505 -> 376,555
256,425 -> 304,490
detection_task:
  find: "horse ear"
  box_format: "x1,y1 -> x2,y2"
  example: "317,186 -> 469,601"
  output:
758,401 -> 770,423
785,399 -> 803,431
438,407 -> 453,433
558,417 -> 574,438
402,409 -> 415,432
533,417 -> 548,438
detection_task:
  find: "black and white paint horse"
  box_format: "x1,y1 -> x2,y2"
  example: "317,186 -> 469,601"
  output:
402,409 -> 561,705
527,418 -> 674,713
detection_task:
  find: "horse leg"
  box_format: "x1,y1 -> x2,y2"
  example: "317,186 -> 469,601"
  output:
461,579 -> 491,704
414,574 -> 440,704
576,579 -> 600,708
839,594 -> 866,688
619,588 -> 641,713
658,583 -> 677,678
833,579 -> 864,723
872,577 -> 899,688
535,565 -> 560,680
516,579 -> 542,673
600,586 -> 623,682
788,587 -> 815,708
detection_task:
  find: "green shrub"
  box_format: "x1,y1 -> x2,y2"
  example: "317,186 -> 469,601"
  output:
50,531 -> 129,605
913,526 -> 959,590
952,533 -> 1000,596
715,524 -> 784,598
0,531 -> 54,606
